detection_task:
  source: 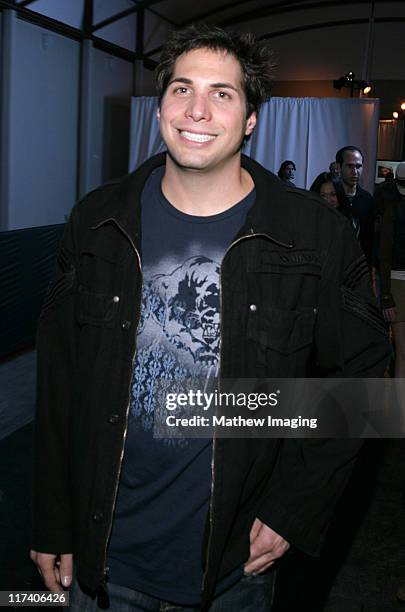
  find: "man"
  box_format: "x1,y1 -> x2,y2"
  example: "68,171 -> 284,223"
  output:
31,25 -> 389,611
277,160 -> 296,186
336,146 -> 375,265
375,162 -> 405,601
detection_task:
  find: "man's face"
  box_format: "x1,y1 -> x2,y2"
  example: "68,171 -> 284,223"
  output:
339,150 -> 363,189
157,48 -> 256,173
283,164 -> 295,180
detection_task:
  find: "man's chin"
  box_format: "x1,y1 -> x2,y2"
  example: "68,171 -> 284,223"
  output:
166,149 -> 213,172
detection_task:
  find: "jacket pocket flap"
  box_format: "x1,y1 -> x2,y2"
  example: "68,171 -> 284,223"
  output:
247,306 -> 316,354
76,286 -> 118,326
80,246 -> 123,264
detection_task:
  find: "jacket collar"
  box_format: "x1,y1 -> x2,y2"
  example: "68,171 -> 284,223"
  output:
240,154 -> 295,247
93,152 -> 295,248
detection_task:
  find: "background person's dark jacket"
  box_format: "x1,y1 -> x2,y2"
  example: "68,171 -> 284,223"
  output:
351,185 -> 376,266
376,181 -> 405,309
32,154 -> 390,610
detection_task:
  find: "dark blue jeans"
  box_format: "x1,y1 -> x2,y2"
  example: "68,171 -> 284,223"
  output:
69,571 -> 276,611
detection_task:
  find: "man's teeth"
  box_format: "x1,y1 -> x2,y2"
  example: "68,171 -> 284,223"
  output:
180,131 -> 216,143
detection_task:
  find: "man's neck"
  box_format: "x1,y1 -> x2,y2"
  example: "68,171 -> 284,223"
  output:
161,154 -> 254,216
343,182 -> 357,197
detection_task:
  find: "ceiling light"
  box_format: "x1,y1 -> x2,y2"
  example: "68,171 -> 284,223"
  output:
401,103 -> 405,111
393,111 -> 399,119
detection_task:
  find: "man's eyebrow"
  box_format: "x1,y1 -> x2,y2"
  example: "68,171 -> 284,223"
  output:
210,82 -> 239,92
168,77 -> 239,92
167,77 -> 193,86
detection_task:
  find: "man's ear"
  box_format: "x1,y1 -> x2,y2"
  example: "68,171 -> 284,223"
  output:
245,112 -> 257,136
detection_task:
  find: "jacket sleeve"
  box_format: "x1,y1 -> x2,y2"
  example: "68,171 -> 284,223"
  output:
31,206 -> 81,554
257,217 -> 390,556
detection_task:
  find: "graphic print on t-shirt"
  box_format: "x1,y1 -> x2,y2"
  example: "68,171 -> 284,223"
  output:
130,251 -> 221,434
106,166 -> 255,604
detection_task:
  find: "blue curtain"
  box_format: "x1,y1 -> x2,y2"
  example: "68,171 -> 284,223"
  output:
129,96 -> 379,192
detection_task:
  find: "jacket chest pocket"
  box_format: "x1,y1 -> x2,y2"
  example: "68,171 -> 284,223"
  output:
76,285 -> 120,328
252,251 -> 322,310
247,305 -> 317,371
78,240 -> 126,295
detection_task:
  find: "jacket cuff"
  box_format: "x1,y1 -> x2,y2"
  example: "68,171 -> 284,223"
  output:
257,500 -> 323,558
31,528 -> 73,555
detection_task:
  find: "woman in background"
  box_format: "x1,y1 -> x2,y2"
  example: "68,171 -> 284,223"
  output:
310,172 -> 339,208
310,172 -> 360,239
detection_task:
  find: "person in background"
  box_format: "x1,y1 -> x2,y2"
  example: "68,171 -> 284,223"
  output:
336,146 -> 375,266
310,172 -> 360,238
329,161 -> 341,178
376,161 -> 405,603
277,160 -> 296,186
377,161 -> 405,405
310,172 -> 339,208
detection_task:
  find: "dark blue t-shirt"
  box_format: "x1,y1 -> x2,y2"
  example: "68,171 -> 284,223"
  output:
107,166 -> 255,604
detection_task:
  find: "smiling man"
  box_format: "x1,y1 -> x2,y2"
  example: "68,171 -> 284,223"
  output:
31,25 -> 389,612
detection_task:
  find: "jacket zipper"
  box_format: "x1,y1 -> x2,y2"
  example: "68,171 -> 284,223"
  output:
92,218 -> 143,584
201,228 -> 293,593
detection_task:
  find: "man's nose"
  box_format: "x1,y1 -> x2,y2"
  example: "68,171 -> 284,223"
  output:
185,94 -> 212,121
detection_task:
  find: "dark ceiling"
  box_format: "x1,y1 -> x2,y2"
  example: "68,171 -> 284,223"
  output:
0,0 -> 403,76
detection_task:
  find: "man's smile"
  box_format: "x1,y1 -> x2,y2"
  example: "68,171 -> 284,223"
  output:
178,129 -> 217,144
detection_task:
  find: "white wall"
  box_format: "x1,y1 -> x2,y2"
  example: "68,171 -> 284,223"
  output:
79,44 -> 133,196
3,11 -> 79,230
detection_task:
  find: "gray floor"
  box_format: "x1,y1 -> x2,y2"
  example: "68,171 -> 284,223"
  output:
0,350 -> 36,440
323,440 -> 405,612
0,351 -> 404,611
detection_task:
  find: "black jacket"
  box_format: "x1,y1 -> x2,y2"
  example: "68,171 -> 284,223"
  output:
351,185 -> 376,265
375,181 -> 405,308
32,154 -> 389,609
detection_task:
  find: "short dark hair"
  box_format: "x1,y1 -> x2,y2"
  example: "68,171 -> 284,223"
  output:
310,172 -> 351,212
155,24 -> 276,117
310,172 -> 332,194
277,160 -> 296,178
336,146 -> 364,165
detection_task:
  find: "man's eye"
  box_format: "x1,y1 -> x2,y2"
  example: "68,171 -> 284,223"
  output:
174,87 -> 189,94
215,91 -> 231,99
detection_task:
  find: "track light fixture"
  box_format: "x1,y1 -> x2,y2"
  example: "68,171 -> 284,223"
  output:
333,72 -> 372,97
392,102 -> 405,119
